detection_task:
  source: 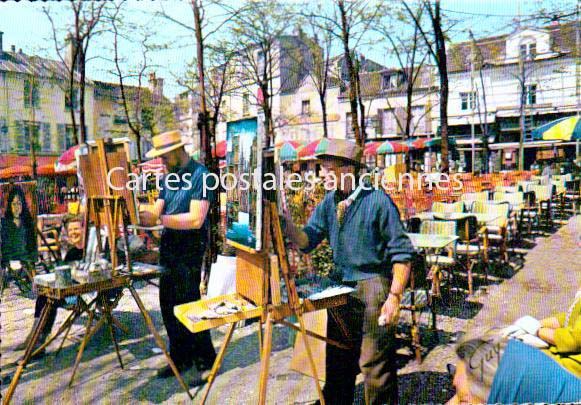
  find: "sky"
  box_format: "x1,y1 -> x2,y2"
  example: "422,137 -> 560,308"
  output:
1,0 -> 577,99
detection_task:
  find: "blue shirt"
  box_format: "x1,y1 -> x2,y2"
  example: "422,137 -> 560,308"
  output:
158,159 -> 216,268
301,187 -> 414,282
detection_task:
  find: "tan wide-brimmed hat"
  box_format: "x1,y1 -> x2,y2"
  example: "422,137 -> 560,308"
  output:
145,130 -> 186,158
315,138 -> 363,166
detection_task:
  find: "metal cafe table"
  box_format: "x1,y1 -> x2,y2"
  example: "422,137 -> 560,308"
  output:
412,211 -> 500,226
405,233 -> 458,339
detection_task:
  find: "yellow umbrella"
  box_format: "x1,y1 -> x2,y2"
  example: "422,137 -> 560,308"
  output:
532,116 -> 581,141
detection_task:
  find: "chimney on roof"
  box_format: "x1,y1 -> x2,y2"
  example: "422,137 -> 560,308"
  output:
149,72 -> 164,100
11,45 -> 15,53
18,48 -> 22,54
65,34 -> 81,73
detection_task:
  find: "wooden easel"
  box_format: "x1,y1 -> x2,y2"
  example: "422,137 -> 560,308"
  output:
1,141 -> 193,404
188,203 -> 352,405
75,139 -> 193,397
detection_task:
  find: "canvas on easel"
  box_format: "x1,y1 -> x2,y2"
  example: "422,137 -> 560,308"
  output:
78,139 -> 139,269
224,118 -> 262,252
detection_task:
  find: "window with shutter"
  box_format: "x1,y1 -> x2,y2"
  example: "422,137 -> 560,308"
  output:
42,123 -> 51,152
0,118 -> 8,152
380,109 -> 398,135
65,125 -> 76,148
14,121 -> 26,152
57,124 -> 66,151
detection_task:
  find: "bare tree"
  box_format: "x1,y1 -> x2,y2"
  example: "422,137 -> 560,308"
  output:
376,3 -> 432,142
158,0 -> 243,270
221,0 -> 296,148
468,29 -> 491,173
305,0 -> 382,147
106,1 -> 154,163
44,1 -> 107,144
24,75 -> 39,178
404,0 -> 451,172
296,15 -> 336,138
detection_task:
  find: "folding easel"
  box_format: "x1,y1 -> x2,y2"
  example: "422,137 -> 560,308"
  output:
177,203 -> 352,405
1,141 -> 193,405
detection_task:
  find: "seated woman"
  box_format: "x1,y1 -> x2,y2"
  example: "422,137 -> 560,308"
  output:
1,186 -> 37,274
447,292 -> 581,404
16,215 -> 84,355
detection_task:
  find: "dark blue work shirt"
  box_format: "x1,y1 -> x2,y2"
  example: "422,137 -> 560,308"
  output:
301,187 -> 414,282
158,159 -> 216,268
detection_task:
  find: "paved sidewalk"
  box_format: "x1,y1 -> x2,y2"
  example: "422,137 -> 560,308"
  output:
1,215 -> 579,404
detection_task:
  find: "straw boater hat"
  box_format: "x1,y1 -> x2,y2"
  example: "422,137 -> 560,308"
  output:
315,138 -> 363,166
145,130 -> 186,158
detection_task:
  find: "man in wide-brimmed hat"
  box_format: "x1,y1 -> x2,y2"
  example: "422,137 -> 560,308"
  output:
140,130 -> 217,379
284,139 -> 414,405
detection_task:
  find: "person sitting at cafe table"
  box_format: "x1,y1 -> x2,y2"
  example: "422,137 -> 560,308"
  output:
16,215 -> 84,356
1,186 -> 37,272
283,139 -> 415,405
447,288 -> 581,405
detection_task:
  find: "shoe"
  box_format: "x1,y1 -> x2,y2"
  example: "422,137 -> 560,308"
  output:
156,361 -> 194,379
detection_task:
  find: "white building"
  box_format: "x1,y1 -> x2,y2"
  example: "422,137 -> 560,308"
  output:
444,22 -> 578,169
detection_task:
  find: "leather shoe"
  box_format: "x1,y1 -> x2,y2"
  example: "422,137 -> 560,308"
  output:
156,361 -> 193,379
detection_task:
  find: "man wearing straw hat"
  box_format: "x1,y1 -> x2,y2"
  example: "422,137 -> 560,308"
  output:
140,130 -> 217,379
283,139 -> 414,404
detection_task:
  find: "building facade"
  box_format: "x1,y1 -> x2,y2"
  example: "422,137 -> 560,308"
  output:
444,22 -> 579,170
0,37 -> 95,157
0,32 -> 173,164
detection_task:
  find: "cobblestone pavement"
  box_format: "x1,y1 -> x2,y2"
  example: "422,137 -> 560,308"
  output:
1,215 -> 579,404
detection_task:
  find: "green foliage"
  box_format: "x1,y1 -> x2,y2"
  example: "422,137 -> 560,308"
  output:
285,180 -> 335,278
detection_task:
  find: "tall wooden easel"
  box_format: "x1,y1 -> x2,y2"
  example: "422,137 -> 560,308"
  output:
181,203 -> 352,405
76,139 -> 194,398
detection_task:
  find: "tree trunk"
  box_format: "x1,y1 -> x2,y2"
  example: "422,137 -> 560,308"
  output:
28,80 -> 38,179
68,79 -> 79,146
192,0 -> 219,269
79,47 -> 87,144
433,1 -> 449,172
338,0 -> 362,146
320,93 -> 328,138
356,61 -> 366,144
193,0 -> 212,166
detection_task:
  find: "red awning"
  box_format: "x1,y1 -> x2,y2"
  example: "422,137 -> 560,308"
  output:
57,145 -> 81,166
298,139 -> 323,158
363,141 -> 383,156
0,154 -> 58,170
0,165 -> 32,179
275,140 -> 304,149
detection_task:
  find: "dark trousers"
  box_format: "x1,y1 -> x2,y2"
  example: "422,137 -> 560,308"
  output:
324,275 -> 398,405
35,296 -> 59,335
159,261 -> 216,369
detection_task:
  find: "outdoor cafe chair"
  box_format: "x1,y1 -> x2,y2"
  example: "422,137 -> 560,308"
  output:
434,214 -> 486,295
519,191 -> 539,236
461,191 -> 489,211
493,191 -> 524,241
419,219 -> 457,298
528,184 -> 554,230
495,186 -> 518,194
471,201 -> 510,263
399,253 -> 433,362
564,180 -> 581,215
37,227 -> 60,263
432,201 -> 465,214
